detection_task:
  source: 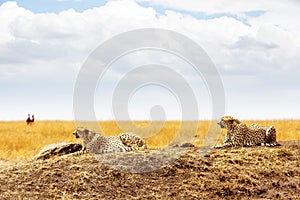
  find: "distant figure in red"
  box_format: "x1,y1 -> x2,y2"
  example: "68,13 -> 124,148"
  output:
26,114 -> 35,125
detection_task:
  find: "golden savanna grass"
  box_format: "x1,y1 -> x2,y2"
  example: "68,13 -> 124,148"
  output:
0,120 -> 299,161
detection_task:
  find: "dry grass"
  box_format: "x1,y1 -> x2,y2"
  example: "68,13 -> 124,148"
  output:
0,120 -> 299,161
0,121 -> 76,160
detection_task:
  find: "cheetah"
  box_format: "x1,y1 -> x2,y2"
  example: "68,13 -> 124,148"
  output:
72,128 -> 147,154
249,124 -> 278,145
215,116 -> 279,148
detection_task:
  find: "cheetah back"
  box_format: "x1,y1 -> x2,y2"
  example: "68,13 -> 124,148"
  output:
87,135 -> 135,154
119,132 -> 147,150
229,123 -> 265,146
249,124 -> 278,145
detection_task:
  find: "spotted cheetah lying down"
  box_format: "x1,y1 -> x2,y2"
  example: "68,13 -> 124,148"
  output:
73,128 -> 147,154
215,116 -> 280,148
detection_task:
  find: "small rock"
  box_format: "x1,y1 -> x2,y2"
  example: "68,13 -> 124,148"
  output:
33,142 -> 83,160
180,143 -> 195,148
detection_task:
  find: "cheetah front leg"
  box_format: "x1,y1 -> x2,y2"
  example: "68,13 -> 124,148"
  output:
77,146 -> 88,154
214,134 -> 234,148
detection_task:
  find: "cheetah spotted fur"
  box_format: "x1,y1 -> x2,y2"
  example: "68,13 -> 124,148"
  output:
73,128 -> 147,154
215,116 -> 279,148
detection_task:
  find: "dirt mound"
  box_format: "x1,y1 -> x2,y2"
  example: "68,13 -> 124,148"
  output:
0,141 -> 299,199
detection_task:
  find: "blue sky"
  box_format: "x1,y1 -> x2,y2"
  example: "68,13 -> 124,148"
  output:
0,0 -> 108,13
0,0 -> 299,121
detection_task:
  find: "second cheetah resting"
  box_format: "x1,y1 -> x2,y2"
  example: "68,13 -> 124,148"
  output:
73,128 -> 147,154
215,116 -> 280,148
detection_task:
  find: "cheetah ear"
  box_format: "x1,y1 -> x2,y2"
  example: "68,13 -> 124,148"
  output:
233,118 -> 241,124
223,116 -> 234,122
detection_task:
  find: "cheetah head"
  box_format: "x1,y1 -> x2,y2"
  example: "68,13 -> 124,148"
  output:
218,116 -> 241,130
73,128 -> 87,138
73,128 -> 96,145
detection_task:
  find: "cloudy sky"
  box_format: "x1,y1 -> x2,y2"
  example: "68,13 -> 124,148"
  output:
0,0 -> 299,121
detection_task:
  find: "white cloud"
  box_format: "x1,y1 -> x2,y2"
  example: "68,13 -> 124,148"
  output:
0,2 -> 33,43
136,0 -> 299,15
0,0 -> 300,120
